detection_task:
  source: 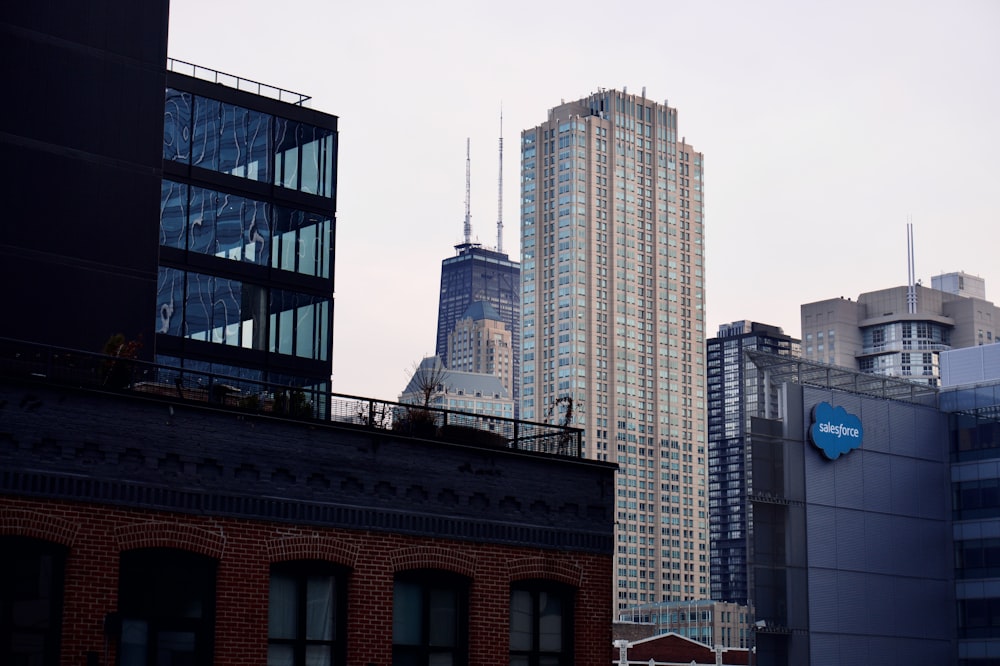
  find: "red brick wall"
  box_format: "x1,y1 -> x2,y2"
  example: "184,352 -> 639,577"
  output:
1,496 -> 612,666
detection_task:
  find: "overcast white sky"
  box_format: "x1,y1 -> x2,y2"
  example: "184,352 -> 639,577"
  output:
168,0 -> 1000,402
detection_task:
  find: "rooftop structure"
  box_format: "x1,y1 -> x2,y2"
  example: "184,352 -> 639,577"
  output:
801,274 -> 998,386
400,355 -> 516,422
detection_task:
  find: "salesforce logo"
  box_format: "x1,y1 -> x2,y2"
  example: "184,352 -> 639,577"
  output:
809,402 -> 863,460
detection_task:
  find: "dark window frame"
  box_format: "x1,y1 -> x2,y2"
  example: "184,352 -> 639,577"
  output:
117,548 -> 217,666
268,559 -> 349,666
392,569 -> 469,666
0,536 -> 66,666
509,579 -> 575,666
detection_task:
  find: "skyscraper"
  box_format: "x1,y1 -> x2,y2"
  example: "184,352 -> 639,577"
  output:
436,137 -> 520,414
521,89 -> 706,610
436,245 -> 520,411
706,321 -> 799,605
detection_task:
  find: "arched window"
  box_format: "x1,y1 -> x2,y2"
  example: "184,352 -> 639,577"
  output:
268,560 -> 348,665
509,580 -> 575,666
0,536 -> 66,666
392,570 -> 469,666
117,548 -> 217,666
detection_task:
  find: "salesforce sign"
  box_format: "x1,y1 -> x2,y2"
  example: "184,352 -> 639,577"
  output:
809,402 -> 863,460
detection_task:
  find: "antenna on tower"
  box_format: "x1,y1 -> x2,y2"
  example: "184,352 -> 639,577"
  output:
463,138 -> 472,245
906,217 -> 917,314
497,105 -> 504,253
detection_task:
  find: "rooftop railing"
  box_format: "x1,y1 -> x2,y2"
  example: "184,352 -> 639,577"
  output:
0,338 -> 581,458
167,58 -> 311,106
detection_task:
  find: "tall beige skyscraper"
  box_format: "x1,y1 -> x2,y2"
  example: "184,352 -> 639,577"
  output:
520,90 -> 706,612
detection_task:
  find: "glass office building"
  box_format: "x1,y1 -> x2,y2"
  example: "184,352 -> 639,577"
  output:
706,321 -> 798,605
157,64 -> 338,396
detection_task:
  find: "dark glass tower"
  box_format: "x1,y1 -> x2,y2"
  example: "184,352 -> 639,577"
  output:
707,320 -> 798,604
435,243 -> 520,413
1,1 -> 169,354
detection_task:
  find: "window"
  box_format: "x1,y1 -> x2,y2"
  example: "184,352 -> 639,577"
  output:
117,548 -> 216,666
268,561 -> 347,666
509,581 -> 574,666
392,570 -> 468,666
0,537 -> 66,666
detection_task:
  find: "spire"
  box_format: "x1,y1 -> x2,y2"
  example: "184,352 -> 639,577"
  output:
497,106 -> 504,253
463,138 -> 472,245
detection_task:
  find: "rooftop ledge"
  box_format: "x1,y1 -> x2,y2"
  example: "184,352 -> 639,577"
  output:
167,58 -> 311,106
0,338 -> 583,459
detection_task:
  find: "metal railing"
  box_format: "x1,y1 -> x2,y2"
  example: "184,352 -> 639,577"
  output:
167,58 -> 311,106
0,338 -> 581,458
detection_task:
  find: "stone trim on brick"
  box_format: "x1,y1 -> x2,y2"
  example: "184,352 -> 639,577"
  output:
266,533 -> 360,567
0,507 -> 79,545
507,556 -> 583,587
390,544 -> 477,577
114,520 -> 226,557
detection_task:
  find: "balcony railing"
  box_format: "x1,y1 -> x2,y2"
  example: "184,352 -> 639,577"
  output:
167,58 -> 311,106
0,338 -> 581,458
858,341 -> 951,356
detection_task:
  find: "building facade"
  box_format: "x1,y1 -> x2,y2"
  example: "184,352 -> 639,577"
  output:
0,349 -> 614,666
801,275 -> 999,386
520,89 -> 706,611
158,63 -> 338,401
707,321 -> 798,605
436,245 -> 520,412
745,353 -> 953,665
447,301 -> 514,400
941,344 -> 1000,665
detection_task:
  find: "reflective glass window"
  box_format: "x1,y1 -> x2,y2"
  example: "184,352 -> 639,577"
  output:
272,207 -> 331,278
183,273 -> 267,351
187,186 -> 271,265
163,88 -> 192,162
269,289 -> 330,361
160,180 -> 188,250
191,97 -> 222,172
218,103 -> 271,181
274,120 -> 336,199
156,267 -> 185,336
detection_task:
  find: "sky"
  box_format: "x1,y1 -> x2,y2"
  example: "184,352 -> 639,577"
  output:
168,0 -> 1000,402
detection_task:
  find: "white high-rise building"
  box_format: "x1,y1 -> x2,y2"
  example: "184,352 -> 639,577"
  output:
520,90 -> 706,611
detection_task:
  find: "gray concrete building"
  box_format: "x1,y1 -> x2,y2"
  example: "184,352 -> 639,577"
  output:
801,273 -> 999,386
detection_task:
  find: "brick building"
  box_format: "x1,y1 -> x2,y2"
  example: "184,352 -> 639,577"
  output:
0,347 -> 615,665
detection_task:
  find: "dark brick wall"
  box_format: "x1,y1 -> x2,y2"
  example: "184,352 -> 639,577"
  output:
0,497 -> 613,666
0,376 -> 615,665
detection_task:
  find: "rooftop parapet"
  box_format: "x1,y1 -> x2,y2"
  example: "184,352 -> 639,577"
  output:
0,338 -> 582,458
167,57 -> 311,106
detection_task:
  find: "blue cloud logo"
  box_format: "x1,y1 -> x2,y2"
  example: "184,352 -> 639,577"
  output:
809,402 -> 863,460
